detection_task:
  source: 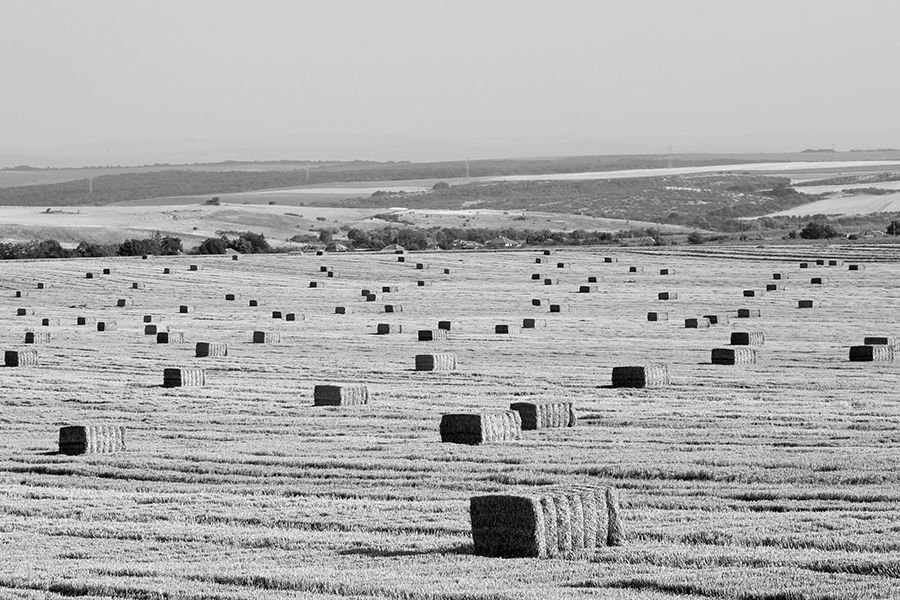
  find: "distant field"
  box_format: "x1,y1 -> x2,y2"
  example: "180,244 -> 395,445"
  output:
0,245 -> 898,598
0,203 -> 677,247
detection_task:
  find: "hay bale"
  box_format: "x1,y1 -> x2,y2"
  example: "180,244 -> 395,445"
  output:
76,316 -> 96,326
5,350 -> 38,367
224,294 -> 236,301
611,364 -> 670,388
156,331 -> 184,343
542,250 -> 552,256
85,272 -> 95,279
604,257 -> 617,263
308,281 -> 324,288
319,266 -> 330,272
703,314 -> 729,325
737,308 -> 761,318
863,336 -> 898,347
731,331 -> 765,345
252,331 -> 281,344
376,323 -> 402,334
743,289 -> 762,297
58,425 -> 125,455
117,298 -> 133,307
439,411 -> 522,445
766,283 -> 784,291
657,292 -> 677,300
660,268 -> 674,275
532,298 -> 548,306
14,291 -> 26,298
36,282 -> 46,289
711,347 -> 758,365
397,256 -> 405,262
647,311 -> 668,321
509,401 -> 576,430
772,273 -> 789,280
102,268 -> 112,275
418,329 -> 449,342
272,311 -> 283,319
97,321 -> 117,332
163,268 -> 171,274
382,285 -> 398,293
179,305 -> 192,314
849,345 -> 894,362
360,289 -> 372,296
579,285 -> 599,293
815,259 -> 825,266
587,276 -> 598,283
40,318 -> 59,327
799,262 -> 809,268
326,271 -> 335,278
531,273 -> 543,280
144,324 -> 158,335
313,384 -> 369,406
196,342 -> 228,357
25,331 -> 51,344
543,278 -> 558,286
232,254 -> 239,261
848,264 -> 863,271
132,282 -> 145,290
810,277 -> 825,285
522,318 -> 547,328
143,315 -> 154,323
469,486 -> 622,558
415,263 -> 427,270
334,306 -> 350,314
443,268 -> 451,274
535,257 -> 550,264
556,262 -> 569,269
684,317 -> 710,328
163,367 -> 206,387
415,353 -> 457,371
549,304 -> 568,313
417,280 -> 430,287
16,308 -> 32,316
365,294 -> 377,302
316,250 -> 325,256
828,260 -> 839,266
189,264 -> 199,271
797,300 -> 817,309
384,304 -> 403,313
285,313 -> 302,322
628,266 -> 643,273
437,321 -> 454,331
495,324 -> 512,334
249,300 -> 258,307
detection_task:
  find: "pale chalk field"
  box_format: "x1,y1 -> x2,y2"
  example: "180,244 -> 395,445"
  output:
0,245 -> 898,599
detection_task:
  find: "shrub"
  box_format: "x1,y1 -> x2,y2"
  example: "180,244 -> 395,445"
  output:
799,221 -> 838,239
205,197 -> 220,206
196,238 -> 227,254
687,231 -> 706,244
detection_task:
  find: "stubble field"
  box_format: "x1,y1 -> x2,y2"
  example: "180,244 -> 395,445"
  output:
0,244 -> 898,599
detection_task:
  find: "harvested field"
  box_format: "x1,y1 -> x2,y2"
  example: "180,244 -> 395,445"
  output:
0,245 -> 899,599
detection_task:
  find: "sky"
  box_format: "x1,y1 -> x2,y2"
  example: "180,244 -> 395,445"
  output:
2,0 -> 900,166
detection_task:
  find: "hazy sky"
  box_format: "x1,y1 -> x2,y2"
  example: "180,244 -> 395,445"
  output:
2,0 -> 900,165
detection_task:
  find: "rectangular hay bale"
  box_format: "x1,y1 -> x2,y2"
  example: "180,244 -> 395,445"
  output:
313,384 -> 369,406
162,367 -> 206,387
509,401 -> 576,430
58,425 -> 126,455
440,411 -> 522,445
711,347 -> 758,365
647,311 -> 668,322
196,342 -> 228,357
252,331 -> 281,344
849,345 -> 894,362
611,363 -> 670,388
5,349 -> 38,367
156,331 -> 184,343
731,331 -> 765,345
415,353 -> 457,371
685,318 -> 710,328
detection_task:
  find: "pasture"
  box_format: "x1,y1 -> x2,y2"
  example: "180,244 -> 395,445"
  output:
0,244 -> 898,599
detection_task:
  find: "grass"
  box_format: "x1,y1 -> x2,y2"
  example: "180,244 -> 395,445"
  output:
0,245 -> 897,598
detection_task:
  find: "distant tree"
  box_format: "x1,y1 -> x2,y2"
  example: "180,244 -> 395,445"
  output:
432,181 -> 450,190
196,237 -> 227,254
205,196 -> 220,206
887,220 -> 900,235
799,221 -> 838,239
318,229 -> 333,244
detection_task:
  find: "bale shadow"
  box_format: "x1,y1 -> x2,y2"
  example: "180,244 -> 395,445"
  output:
338,543 -> 472,558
